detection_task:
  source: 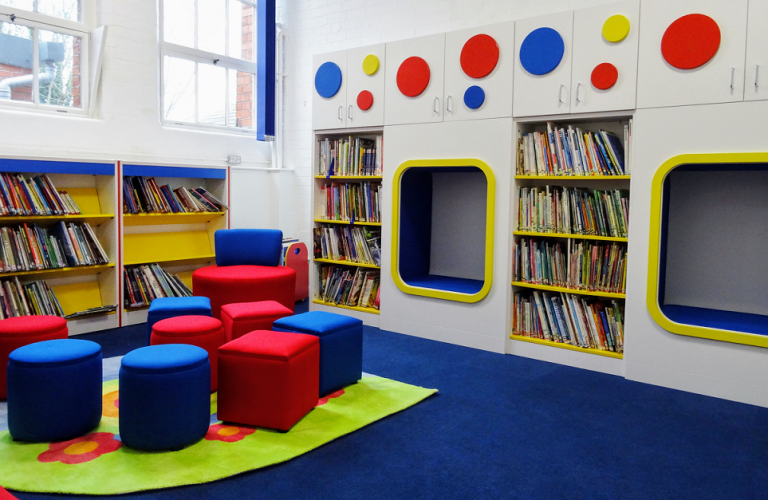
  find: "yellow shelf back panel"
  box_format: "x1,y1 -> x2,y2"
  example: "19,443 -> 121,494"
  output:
63,187 -> 102,215
123,212 -> 226,227
176,270 -> 195,290
52,281 -> 103,317
124,231 -> 213,266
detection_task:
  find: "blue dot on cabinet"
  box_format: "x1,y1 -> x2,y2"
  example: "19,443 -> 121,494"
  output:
463,86 -> 485,109
519,27 -> 565,76
315,62 -> 342,98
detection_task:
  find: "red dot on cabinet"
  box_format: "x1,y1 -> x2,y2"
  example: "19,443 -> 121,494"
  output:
591,62 -> 618,90
396,56 -> 431,97
460,34 -> 500,79
357,90 -> 374,110
661,13 -> 721,70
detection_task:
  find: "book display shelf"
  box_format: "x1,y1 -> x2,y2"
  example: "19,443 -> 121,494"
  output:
0,159 -> 119,336
310,129 -> 383,324
121,164 -> 228,326
510,117 -> 632,365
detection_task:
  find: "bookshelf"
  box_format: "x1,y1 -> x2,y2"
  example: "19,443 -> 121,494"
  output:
310,129 -> 383,325
510,117 -> 631,367
0,158 -> 119,336
120,164 -> 228,326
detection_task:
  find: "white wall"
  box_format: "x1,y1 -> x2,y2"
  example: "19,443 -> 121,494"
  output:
275,0 -> 621,245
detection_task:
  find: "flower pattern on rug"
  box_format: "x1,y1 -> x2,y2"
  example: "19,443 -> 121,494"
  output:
315,389 -> 345,407
205,424 -> 256,443
38,433 -> 122,465
102,391 -> 119,418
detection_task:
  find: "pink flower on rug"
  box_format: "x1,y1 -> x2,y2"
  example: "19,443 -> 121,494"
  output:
205,424 -> 256,443
315,389 -> 345,407
38,433 -> 122,465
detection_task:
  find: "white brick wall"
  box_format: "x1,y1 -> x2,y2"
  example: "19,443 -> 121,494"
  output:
276,0 -> 620,244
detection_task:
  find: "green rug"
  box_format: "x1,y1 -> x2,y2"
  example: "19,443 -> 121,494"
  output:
0,376 -> 436,495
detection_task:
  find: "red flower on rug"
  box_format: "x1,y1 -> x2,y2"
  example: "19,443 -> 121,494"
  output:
315,389 -> 345,407
205,424 -> 256,443
38,433 -> 122,465
102,391 -> 119,418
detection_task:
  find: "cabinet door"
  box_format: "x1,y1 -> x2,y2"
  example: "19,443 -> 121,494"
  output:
443,22 -> 515,121
636,0 -> 748,109
571,0 -> 639,114
745,0 -> 768,102
312,51 -> 347,130
346,44 -> 386,128
513,11 -> 574,117
384,34 -> 445,126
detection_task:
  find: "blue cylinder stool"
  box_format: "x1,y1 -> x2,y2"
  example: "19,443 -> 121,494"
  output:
8,339 -> 102,442
119,344 -> 210,451
146,296 -> 213,345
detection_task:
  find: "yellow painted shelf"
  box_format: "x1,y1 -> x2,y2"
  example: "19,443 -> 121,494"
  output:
515,175 -> 630,180
313,299 -> 380,315
510,333 -> 623,359
0,214 -> 114,226
123,231 -> 214,266
314,176 -> 382,180
514,231 -> 628,242
124,255 -> 216,267
314,219 -> 382,226
314,258 -> 380,269
0,263 -> 115,279
511,281 -> 626,299
52,281 -> 104,317
123,212 -> 226,226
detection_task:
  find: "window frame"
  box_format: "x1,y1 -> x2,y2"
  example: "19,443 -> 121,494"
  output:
0,3 -> 90,115
158,0 -> 260,136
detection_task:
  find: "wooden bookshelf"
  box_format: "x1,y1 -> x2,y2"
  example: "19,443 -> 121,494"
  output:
312,299 -> 380,315
509,334 -> 623,359
511,281 -> 625,299
313,258 -> 379,269
513,230 -> 627,242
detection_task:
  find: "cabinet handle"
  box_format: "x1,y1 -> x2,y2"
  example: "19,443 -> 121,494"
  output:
348,105 -> 353,120
558,84 -> 566,105
433,96 -> 439,114
756,65 -> 759,88
730,67 -> 735,91
338,106 -> 342,120
446,95 -> 453,113
575,83 -> 582,105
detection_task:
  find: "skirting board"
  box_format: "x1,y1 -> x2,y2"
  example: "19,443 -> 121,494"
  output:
310,302 -> 381,327
380,316 -> 506,353
506,337 -> 624,376
68,314 -> 119,336
625,361 -> 768,409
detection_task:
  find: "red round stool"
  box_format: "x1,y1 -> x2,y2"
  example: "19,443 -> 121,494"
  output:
0,316 -> 68,400
192,265 -> 296,319
150,316 -> 226,392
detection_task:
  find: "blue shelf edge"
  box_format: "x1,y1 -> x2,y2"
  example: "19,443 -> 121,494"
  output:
402,275 -> 485,295
661,304 -> 768,337
123,165 -> 226,179
0,159 -> 114,176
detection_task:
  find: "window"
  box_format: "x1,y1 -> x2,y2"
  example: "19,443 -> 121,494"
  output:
160,0 -> 259,133
0,0 -> 88,112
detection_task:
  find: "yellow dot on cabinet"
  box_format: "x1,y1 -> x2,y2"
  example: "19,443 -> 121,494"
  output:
602,14 -> 630,43
362,54 -> 380,75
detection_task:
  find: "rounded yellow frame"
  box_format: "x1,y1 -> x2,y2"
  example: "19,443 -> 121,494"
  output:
390,159 -> 495,303
647,152 -> 768,348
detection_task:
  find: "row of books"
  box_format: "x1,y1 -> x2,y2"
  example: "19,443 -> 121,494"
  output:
318,264 -> 380,310
313,225 -> 381,266
0,278 -> 64,318
513,238 -> 627,294
512,291 -> 624,353
517,121 -> 630,176
0,173 -> 81,216
318,181 -> 381,223
517,187 -> 629,238
0,222 -> 108,273
317,136 -> 383,177
123,176 -> 228,214
123,263 -> 193,309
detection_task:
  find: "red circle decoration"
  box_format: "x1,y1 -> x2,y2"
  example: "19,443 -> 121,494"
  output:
661,14 -> 721,70
591,62 -> 619,90
396,56 -> 431,97
460,34 -> 500,79
357,90 -> 373,110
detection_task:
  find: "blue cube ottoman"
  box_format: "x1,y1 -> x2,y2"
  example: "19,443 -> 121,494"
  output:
146,296 -> 212,345
8,339 -> 102,442
273,311 -> 362,396
119,344 -> 210,451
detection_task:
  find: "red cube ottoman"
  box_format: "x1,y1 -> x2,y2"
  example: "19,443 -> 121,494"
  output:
0,316 -> 68,400
150,316 -> 226,392
217,330 -> 319,431
220,301 -> 294,341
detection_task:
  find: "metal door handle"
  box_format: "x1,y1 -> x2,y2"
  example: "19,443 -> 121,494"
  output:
433,97 -> 439,114
558,84 -> 566,104
575,83 -> 582,104
446,95 -> 453,113
730,67 -> 735,91
338,106 -> 342,120
756,65 -> 759,88
348,105 -> 352,120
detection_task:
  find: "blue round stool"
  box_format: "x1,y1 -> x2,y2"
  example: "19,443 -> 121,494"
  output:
8,339 -> 102,442
119,344 -> 210,451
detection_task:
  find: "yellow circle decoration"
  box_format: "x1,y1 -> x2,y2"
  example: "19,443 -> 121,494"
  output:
362,54 -> 380,75
64,441 -> 99,455
602,14 -> 630,43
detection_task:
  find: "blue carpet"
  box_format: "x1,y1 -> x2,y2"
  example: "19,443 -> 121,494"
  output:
10,300 -> 768,499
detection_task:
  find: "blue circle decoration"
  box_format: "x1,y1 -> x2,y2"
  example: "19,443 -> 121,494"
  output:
519,27 -> 565,76
463,86 -> 485,109
315,62 -> 342,98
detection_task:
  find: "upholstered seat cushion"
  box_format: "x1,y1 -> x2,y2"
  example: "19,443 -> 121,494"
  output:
219,329 -> 318,361
220,301 -> 293,341
146,296 -> 212,345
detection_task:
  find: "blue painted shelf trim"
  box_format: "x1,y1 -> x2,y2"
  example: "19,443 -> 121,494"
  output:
0,159 -> 114,176
123,165 -> 226,179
